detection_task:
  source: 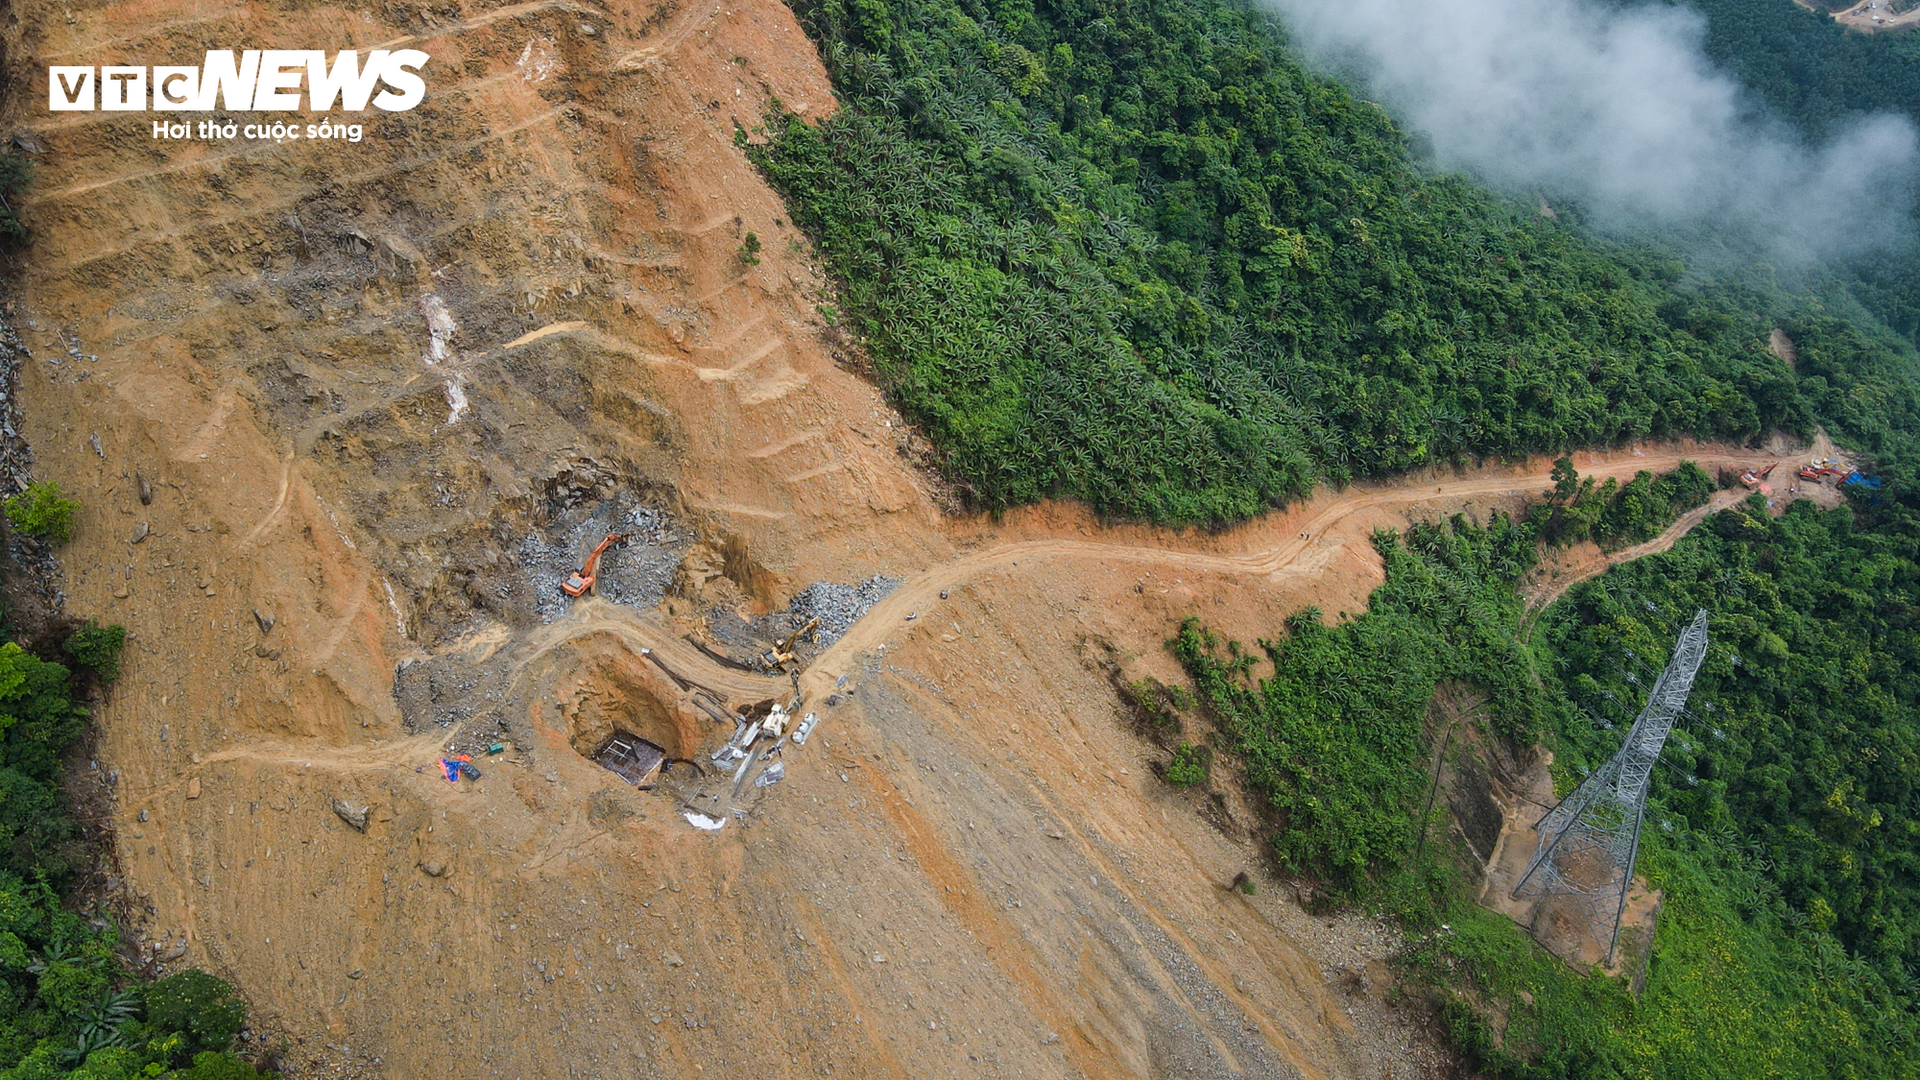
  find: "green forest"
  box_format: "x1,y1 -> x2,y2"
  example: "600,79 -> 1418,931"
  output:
756,0 -> 1920,523
1169,483 -> 1920,1078
752,0 -> 1920,1073
1675,0 -> 1920,140
1660,0 -> 1920,361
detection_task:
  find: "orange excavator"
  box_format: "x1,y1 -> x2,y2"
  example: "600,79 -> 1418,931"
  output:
1739,463 -> 1777,489
562,533 -> 622,597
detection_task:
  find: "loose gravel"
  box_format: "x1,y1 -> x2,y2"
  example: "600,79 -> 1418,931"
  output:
521,503 -> 689,623
785,575 -> 902,646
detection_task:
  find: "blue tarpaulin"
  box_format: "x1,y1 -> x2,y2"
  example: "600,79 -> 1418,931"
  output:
1844,471 -> 1883,489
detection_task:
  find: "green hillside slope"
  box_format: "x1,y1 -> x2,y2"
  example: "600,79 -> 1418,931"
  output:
757,0 -> 1920,523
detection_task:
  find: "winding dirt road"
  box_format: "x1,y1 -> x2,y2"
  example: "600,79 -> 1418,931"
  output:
498,444 -> 1778,706
296,446 -> 1781,785
801,447 -> 1772,697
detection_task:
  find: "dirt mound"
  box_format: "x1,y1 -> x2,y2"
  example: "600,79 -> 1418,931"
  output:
0,1 -> 1796,1076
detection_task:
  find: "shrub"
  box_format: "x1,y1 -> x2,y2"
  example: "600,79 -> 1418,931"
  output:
63,624 -> 126,684
736,231 -> 761,266
1118,678 -> 1182,735
168,1050 -> 275,1080
4,483 -> 77,545
1166,742 -> 1208,787
143,971 -> 245,1055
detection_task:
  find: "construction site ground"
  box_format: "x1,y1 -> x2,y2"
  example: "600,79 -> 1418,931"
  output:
1,2 -> 1809,1077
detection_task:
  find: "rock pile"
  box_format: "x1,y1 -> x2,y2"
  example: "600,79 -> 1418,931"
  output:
787,575 -> 901,646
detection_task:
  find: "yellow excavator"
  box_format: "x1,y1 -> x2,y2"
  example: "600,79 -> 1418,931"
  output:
761,617 -> 820,671
562,533 -> 622,597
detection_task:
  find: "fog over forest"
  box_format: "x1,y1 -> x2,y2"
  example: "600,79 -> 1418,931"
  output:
1264,0 -> 1919,259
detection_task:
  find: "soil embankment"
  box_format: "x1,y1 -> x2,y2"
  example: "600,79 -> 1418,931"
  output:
1,2 -> 1789,1076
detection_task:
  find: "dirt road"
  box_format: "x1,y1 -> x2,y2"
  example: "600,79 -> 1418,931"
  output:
803,446 -> 1777,698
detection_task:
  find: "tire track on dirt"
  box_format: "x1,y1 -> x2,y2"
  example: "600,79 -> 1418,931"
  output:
503,448 -> 1778,714
798,447 -> 1776,700
1524,487 -> 1751,615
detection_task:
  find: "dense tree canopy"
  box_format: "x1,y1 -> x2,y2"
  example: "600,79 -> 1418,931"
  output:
1659,0 -> 1920,352
1176,489 -> 1920,1077
755,0 -> 1882,522
756,0 -> 1920,523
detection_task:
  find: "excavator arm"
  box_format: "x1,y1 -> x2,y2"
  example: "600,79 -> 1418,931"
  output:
761,617 -> 820,671
562,533 -> 622,597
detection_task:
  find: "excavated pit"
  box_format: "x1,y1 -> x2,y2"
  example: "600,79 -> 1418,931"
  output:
534,632 -> 710,771
590,731 -> 668,787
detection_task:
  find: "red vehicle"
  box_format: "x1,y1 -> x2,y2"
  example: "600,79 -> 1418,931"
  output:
562,533 -> 622,597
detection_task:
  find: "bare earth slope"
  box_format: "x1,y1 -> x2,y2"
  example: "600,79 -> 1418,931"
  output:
1,2 -> 1790,1077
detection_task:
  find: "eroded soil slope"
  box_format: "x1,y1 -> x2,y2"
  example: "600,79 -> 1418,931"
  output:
2,2 -> 1790,1077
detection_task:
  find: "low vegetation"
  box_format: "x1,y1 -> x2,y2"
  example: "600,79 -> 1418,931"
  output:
4,484 -> 77,547
1167,476 -> 1918,1077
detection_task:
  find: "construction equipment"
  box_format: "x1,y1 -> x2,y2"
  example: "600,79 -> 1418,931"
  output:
761,617 -> 820,671
1798,458 -> 1847,482
1738,463 -> 1776,489
561,533 -> 621,597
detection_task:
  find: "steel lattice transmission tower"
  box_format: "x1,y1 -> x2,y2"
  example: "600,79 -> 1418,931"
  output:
1512,609 -> 1710,964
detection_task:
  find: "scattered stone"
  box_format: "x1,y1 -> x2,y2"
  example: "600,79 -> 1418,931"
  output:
419,860 -> 448,877
254,608 -> 275,634
253,644 -> 281,660
112,588 -> 129,599
332,799 -> 370,832
137,471 -> 152,505
137,808 -> 148,822
129,521 -> 149,544
348,969 -> 364,980
786,576 -> 901,646
664,951 -> 685,968
88,431 -> 102,457
520,502 -> 686,624
186,777 -> 201,799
